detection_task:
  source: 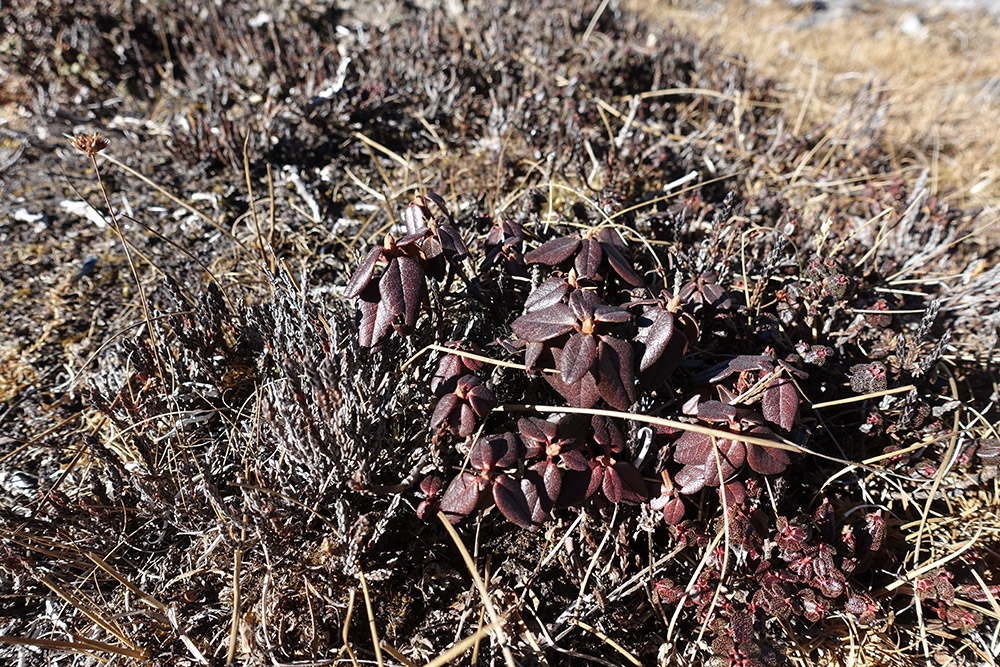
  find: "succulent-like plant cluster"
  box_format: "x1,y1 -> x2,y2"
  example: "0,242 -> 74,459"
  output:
336,181 -> 996,660
342,193 -> 815,533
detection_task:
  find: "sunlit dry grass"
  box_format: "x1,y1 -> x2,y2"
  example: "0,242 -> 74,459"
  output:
635,0 -> 1000,213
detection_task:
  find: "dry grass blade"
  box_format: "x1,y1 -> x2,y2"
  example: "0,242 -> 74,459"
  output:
437,512 -> 516,667
35,574 -> 130,646
569,619 -> 641,666
226,547 -> 243,666
884,522 -> 985,593
810,385 -> 917,410
357,568 -> 385,667
422,619 -> 506,667
0,635 -> 149,660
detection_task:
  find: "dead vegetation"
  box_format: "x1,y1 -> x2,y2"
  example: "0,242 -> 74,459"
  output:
0,1 -> 998,665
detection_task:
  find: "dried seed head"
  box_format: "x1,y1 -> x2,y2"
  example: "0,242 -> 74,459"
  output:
69,133 -> 110,157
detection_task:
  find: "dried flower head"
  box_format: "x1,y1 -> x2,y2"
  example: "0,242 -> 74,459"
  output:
69,133 -> 110,157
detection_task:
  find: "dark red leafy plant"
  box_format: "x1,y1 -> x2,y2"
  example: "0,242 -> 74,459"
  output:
512,287 -> 636,409
672,398 -> 792,495
524,227 -> 644,286
343,193 -> 469,348
430,375 -> 496,437
344,232 -> 429,349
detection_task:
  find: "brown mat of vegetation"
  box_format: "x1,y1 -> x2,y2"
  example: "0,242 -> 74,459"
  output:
1,1 -> 998,665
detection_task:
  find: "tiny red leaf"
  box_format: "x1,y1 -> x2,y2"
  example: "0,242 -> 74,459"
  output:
525,236 -> 580,266
343,246 -> 382,299
561,333 -> 597,384
512,303 -> 576,342
493,474 -> 534,530
574,237 -> 602,280
441,472 -> 485,520
762,378 -> 799,431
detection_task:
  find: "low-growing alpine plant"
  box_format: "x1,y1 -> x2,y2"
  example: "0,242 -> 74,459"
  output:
339,189 -> 985,659
343,193 -> 812,531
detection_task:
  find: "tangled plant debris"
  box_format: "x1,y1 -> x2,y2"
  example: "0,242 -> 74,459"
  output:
1,0 -> 999,665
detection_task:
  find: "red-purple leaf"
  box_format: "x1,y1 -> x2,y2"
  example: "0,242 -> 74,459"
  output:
560,448 -> 590,471
465,384 -> 497,418
396,231 -> 426,248
593,305 -> 630,324
422,234 -> 443,262
546,348 -> 599,408
420,475 -> 443,497
496,432 -> 524,467
522,462 -> 561,525
673,431 -> 714,465
523,278 -> 570,312
762,378 -> 799,431
512,303 -> 576,342
586,462 -> 604,498
596,337 -> 636,410
423,192 -> 450,218
357,294 -> 379,349
662,497 -> 686,525
638,327 -> 688,389
697,400 -> 738,422
574,237 -> 602,280
357,283 -> 395,349
493,474 -> 534,530
673,431 -> 746,489
745,429 -> 791,475
402,199 -> 430,235
674,464 -> 709,495
598,237 -> 644,286
437,224 -> 470,261
431,354 -> 463,396
524,341 -> 544,372
542,460 -> 562,501
470,437 -> 498,470
602,465 -> 624,503
520,470 -> 547,526
635,307 -> 675,371
378,257 -> 405,318
706,354 -> 775,383
395,256 -> 426,330
430,393 -> 459,431
561,333 -> 597,384
518,417 -> 557,445
471,432 -> 523,469
525,236 -> 580,266
612,462 -> 648,503
721,481 -> 746,506
441,472 -> 485,520
343,246 -> 382,299
568,288 -> 601,321
701,281 -> 730,309
455,403 -> 475,437
592,415 -> 625,454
